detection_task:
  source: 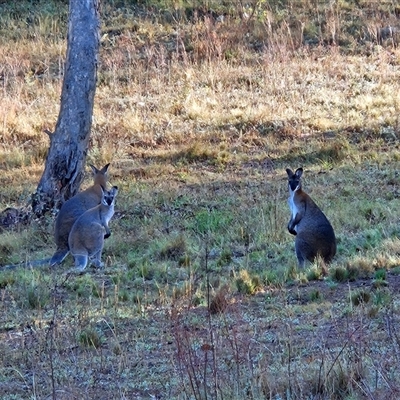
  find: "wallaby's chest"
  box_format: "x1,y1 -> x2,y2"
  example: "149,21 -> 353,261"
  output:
100,204 -> 115,224
288,192 -> 300,219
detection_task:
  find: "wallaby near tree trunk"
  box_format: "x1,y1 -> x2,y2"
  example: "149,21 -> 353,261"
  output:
1,164 -> 111,272
69,186 -> 118,272
50,164 -> 110,267
286,167 -> 336,268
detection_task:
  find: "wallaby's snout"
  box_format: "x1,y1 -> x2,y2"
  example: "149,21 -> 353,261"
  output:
286,167 -> 336,268
68,186 -> 118,272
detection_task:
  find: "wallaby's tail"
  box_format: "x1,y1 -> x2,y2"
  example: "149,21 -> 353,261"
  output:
50,248 -> 69,267
1,258 -> 52,271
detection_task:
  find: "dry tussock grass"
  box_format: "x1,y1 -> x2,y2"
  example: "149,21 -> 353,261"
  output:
0,1 -> 399,173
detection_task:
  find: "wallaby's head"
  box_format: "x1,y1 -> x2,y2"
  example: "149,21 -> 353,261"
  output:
100,185 -> 118,206
286,167 -> 303,194
90,163 -> 110,187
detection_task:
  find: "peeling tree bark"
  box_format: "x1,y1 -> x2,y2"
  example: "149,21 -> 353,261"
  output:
32,0 -> 100,217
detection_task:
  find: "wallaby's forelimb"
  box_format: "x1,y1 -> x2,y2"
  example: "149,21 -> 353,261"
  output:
288,212 -> 302,235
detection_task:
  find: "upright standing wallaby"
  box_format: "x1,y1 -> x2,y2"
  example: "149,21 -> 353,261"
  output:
50,163 -> 110,267
286,167 -> 336,268
68,186 -> 118,272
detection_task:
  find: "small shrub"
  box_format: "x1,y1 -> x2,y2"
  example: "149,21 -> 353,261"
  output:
330,266 -> 349,283
113,342 -> 122,355
27,285 -> 49,309
209,286 -> 229,314
118,289 -> 129,302
372,268 -> 388,288
78,328 -> 102,348
346,264 -> 359,281
191,293 -> 203,307
368,306 -> 379,318
0,272 -> 16,288
372,279 -> 388,288
373,254 -> 400,270
217,250 -> 232,267
178,254 -> 191,267
316,365 -> 364,399
346,257 -> 374,279
373,289 -> 391,307
307,267 -> 323,281
173,281 -> 191,299
236,270 -> 261,295
91,283 -> 105,298
374,268 -> 386,281
264,270 -> 284,287
159,235 -> 186,261
309,289 -> 323,302
67,275 -> 98,298
351,290 -> 371,306
287,264 -> 298,281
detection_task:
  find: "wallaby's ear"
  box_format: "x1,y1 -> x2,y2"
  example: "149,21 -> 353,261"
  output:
110,186 -> 118,196
294,168 -> 303,178
100,163 -> 110,174
286,168 -> 294,178
89,164 -> 99,175
89,163 -> 110,176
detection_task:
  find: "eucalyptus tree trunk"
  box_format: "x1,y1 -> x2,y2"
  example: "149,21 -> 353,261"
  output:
31,0 -> 100,217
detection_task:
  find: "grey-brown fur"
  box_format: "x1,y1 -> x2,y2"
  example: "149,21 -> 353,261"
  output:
286,167 -> 336,267
50,163 -> 110,267
68,186 -> 118,272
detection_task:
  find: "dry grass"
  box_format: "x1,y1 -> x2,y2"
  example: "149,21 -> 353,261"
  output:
1,0 -> 400,398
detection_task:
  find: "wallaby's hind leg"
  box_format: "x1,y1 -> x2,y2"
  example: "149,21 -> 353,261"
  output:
295,236 -> 315,268
50,248 -> 70,267
87,229 -> 105,268
73,254 -> 89,272
90,250 -> 104,269
295,249 -> 306,268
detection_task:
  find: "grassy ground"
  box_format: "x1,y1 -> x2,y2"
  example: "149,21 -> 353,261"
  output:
1,0 -> 400,398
